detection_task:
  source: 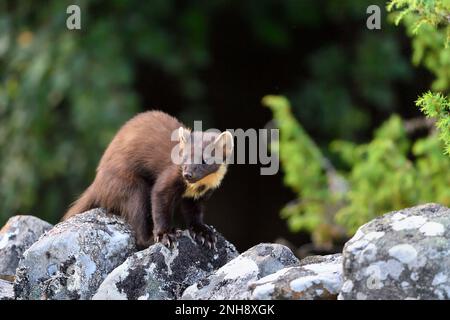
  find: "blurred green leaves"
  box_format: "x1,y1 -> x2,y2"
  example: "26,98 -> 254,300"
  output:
0,1 -> 139,223
265,96 -> 450,244
264,0 -> 450,245
332,115 -> 450,232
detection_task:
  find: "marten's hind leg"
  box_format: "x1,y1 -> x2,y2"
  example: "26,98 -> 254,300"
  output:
120,182 -> 152,249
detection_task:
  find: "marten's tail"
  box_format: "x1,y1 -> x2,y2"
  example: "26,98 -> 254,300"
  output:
62,186 -> 96,221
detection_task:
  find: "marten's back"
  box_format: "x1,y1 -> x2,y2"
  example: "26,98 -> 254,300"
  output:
98,111 -> 184,179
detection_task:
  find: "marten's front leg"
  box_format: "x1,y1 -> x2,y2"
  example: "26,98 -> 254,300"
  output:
151,169 -> 182,247
181,198 -> 216,248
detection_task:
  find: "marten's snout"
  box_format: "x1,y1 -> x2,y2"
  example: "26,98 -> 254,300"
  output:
183,172 -> 193,181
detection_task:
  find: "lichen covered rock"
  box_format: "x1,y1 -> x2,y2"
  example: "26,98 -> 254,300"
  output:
0,215 -> 53,276
93,227 -> 238,300
181,243 -> 299,300
250,254 -> 342,300
339,203 -> 450,300
14,209 -> 136,300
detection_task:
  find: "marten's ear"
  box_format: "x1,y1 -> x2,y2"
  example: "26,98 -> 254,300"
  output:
178,127 -> 190,149
213,131 -> 234,160
178,127 -> 191,143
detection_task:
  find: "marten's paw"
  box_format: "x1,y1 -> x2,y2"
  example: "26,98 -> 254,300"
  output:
189,224 -> 217,249
154,229 -> 182,248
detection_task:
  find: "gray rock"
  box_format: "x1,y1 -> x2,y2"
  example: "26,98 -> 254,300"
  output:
339,203 -> 450,300
14,209 -> 136,300
0,279 -> 14,300
181,243 -> 299,300
0,215 -> 53,276
250,254 -> 343,300
93,227 -> 238,300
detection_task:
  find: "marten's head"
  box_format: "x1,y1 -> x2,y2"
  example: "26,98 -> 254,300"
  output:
177,127 -> 233,188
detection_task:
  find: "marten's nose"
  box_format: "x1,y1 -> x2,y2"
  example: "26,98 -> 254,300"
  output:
183,172 -> 193,181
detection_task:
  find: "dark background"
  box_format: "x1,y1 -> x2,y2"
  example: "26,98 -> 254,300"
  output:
0,0 -> 432,251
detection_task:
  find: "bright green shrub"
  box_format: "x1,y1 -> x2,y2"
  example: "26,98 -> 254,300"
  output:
332,115 -> 450,232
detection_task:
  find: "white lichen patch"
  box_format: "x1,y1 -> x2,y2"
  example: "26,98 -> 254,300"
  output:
383,259 -> 404,279
0,236 -> 9,250
289,275 -> 320,292
419,222 -> 445,237
363,265 -> 384,290
401,281 -> 410,288
408,255 -> 427,270
356,292 -> 367,300
67,261 -> 85,293
161,245 -> 179,275
94,261 -> 159,300
0,229 -> 19,250
352,228 -> 365,241
391,212 -> 406,221
94,281 -> 128,300
365,259 -> 404,281
341,280 -> 354,293
92,259 -> 132,300
364,231 -> 385,241
289,262 -> 342,294
358,243 -> 377,263
219,256 -> 259,280
303,260 -> 342,275
251,283 -> 275,299
432,272 -> 448,286
346,239 -> 369,252
252,267 -> 293,285
388,244 -> 417,264
181,282 -> 200,298
391,216 -> 427,231
81,255 -> 97,280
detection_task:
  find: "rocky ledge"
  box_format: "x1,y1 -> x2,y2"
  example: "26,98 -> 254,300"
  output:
0,203 -> 449,300
340,203 -> 450,300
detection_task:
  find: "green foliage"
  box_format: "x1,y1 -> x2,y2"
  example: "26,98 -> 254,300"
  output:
416,91 -> 450,153
333,115 -> 450,232
262,96 -> 332,234
388,0 -> 450,44
264,95 -> 450,241
388,0 -> 450,154
0,1 -> 139,223
264,1 -> 450,243
388,0 -> 450,90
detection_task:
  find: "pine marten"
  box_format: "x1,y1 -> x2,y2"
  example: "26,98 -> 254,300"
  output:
63,111 -> 233,248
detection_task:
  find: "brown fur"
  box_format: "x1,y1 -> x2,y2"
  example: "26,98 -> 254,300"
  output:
63,111 -> 229,247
